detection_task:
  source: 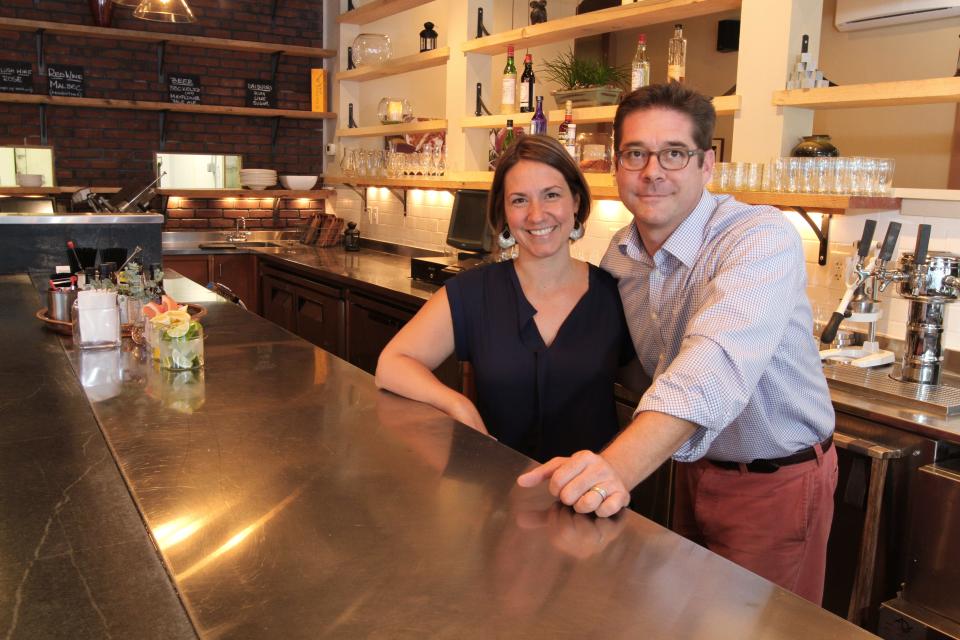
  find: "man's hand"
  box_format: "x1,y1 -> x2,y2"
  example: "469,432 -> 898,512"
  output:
516,450 -> 631,518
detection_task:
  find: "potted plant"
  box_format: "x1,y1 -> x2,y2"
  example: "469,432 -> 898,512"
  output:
542,48 -> 628,109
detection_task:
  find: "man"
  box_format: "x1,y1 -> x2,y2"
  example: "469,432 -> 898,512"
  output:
517,82 -> 838,605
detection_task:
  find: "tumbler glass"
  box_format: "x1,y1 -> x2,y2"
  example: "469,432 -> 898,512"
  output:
876,158 -> 895,195
743,162 -> 763,191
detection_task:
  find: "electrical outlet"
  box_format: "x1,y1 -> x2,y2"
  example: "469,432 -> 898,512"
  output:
366,206 -> 379,224
827,246 -> 855,285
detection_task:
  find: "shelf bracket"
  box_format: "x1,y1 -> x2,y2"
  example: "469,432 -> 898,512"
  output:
348,103 -> 358,128
270,0 -> 281,22
386,188 -> 407,215
272,195 -> 282,224
347,0 -> 355,10
344,184 -> 367,211
475,83 -> 492,116
157,41 -> 167,83
347,46 -> 355,70
35,28 -> 46,76
270,51 -> 282,87
39,104 -> 47,145
159,110 -> 168,150
476,8 -> 490,38
270,116 -> 281,153
790,206 -> 831,266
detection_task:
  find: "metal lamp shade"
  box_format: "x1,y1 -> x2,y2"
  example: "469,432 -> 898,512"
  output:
133,0 -> 196,22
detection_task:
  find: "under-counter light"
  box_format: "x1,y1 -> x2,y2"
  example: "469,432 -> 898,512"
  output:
133,0 -> 196,23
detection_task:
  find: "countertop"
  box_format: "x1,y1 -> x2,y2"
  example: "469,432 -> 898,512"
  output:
2,272 -> 875,639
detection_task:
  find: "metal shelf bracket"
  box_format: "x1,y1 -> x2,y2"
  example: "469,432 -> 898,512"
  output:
270,51 -> 282,87
159,110 -> 168,149
790,206 -> 831,266
386,187 -> 407,215
35,28 -> 46,76
476,8 -> 490,38
157,41 -> 167,82
39,104 -> 47,145
270,116 -> 281,152
344,184 -> 367,211
475,83 -> 491,116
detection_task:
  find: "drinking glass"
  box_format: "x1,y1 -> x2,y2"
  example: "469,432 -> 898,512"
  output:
859,157 -> 879,195
799,157 -> 816,193
877,158 -> 895,195
714,162 -> 730,191
729,162 -> 746,191
844,156 -> 863,195
815,157 -> 834,194
341,148 -> 357,177
743,162 -> 763,191
159,322 -> 205,371
832,157 -> 848,194
786,157 -> 801,193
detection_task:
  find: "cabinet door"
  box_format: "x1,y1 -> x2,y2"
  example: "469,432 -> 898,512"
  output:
296,285 -> 345,357
347,295 -> 413,376
163,255 -> 211,286
213,254 -> 258,312
261,274 -> 297,333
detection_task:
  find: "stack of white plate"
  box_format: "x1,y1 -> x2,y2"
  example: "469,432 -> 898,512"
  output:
239,168 -> 277,189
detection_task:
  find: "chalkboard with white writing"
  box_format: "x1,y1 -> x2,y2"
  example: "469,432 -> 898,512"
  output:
48,65 -> 84,98
245,80 -> 275,108
0,61 -> 33,94
168,74 -> 201,104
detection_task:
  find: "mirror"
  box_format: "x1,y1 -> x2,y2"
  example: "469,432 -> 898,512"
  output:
0,146 -> 56,187
156,153 -> 242,189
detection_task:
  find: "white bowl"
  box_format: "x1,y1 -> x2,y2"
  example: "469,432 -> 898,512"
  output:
279,175 -> 318,190
16,174 -> 43,187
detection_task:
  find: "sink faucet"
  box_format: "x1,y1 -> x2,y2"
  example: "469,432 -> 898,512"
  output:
226,216 -> 249,242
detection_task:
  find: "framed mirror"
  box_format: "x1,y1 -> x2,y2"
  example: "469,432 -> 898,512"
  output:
0,146 -> 56,187
155,152 -> 242,189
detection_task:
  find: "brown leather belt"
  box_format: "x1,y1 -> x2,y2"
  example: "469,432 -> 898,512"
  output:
707,435 -> 833,474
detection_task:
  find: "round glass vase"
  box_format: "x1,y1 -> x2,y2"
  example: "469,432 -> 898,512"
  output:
352,33 -> 392,66
377,98 -> 413,125
159,321 -> 205,371
790,134 -> 839,158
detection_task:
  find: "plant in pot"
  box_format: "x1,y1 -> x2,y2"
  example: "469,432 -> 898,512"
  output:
542,48 -> 628,109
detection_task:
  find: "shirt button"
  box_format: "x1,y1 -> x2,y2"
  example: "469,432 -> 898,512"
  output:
651,311 -> 658,320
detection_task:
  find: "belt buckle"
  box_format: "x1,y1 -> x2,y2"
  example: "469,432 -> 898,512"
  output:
746,459 -> 780,473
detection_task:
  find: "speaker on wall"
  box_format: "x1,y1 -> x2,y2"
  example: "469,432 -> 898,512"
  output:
717,19 -> 740,52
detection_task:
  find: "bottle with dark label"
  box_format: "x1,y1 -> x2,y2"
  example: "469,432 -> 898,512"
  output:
519,53 -> 535,112
501,45 -> 517,114
667,24 -> 686,83
530,96 -> 547,135
557,99 -> 573,144
631,33 -> 650,90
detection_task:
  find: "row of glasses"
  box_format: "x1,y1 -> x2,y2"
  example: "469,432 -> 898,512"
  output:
709,162 -> 764,192
341,146 -> 446,179
762,156 -> 895,196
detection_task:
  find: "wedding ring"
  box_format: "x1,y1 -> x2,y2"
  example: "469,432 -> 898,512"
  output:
588,485 -> 608,501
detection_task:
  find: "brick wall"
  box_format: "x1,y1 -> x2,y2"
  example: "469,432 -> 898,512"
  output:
0,0 -> 328,229
165,195 -> 324,229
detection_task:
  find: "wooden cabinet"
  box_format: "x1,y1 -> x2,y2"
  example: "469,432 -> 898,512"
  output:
261,273 -> 298,334
261,265 -> 345,357
164,253 -> 259,311
163,254 -> 210,287
346,293 -> 413,375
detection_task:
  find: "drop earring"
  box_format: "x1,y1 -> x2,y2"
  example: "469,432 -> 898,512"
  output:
498,227 -> 516,249
569,220 -> 584,241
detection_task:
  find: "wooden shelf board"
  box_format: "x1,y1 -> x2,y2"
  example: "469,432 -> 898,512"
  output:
461,0 -> 741,54
323,175 -> 492,190
0,186 -> 121,195
336,119 -> 447,137
336,0 -> 434,25
336,47 -> 449,82
159,189 -> 335,198
722,190 -> 900,211
0,17 -> 334,58
773,77 -> 960,110
0,93 -> 336,119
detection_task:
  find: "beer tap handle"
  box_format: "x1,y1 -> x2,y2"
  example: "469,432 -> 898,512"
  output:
856,219 -> 877,262
913,224 -> 931,266
877,221 -> 902,264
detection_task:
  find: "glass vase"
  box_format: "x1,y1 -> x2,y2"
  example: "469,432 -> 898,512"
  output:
352,33 -> 391,66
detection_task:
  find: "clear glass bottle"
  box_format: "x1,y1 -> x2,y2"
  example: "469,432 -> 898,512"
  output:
530,96 -> 547,135
503,119 -> 516,149
564,123 -> 577,159
501,45 -> 517,114
557,99 -> 573,144
667,24 -> 686,84
631,33 -> 650,91
519,53 -> 535,113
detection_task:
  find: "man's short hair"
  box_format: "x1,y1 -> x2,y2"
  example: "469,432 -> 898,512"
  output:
614,83 -> 717,161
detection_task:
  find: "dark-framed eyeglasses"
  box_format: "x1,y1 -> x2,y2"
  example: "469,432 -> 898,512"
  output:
617,147 -> 705,171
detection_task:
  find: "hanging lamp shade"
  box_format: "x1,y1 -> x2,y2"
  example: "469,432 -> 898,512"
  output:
111,0 -> 141,7
133,0 -> 196,22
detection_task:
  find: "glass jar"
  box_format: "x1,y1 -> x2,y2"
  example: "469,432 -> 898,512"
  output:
790,134 -> 839,158
576,132 -> 613,173
72,291 -> 121,350
352,33 -> 392,66
159,321 -> 205,370
377,97 -> 413,124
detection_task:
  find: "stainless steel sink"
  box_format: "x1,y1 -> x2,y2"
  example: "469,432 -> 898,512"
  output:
198,241 -> 282,249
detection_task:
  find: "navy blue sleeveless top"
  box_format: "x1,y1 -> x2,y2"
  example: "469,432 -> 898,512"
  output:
445,260 -> 634,463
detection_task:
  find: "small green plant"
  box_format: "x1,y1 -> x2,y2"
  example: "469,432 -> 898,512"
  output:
542,48 -> 628,90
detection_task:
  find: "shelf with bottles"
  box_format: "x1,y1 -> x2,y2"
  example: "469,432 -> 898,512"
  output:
336,0 -> 435,25
336,119 -> 447,138
336,47 -> 450,82
772,77 -> 960,110
460,0 -> 741,55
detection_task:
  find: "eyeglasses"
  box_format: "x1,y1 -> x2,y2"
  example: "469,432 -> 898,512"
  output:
617,147 -> 704,171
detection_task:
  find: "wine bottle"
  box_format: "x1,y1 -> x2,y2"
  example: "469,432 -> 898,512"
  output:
631,33 -> 650,90
564,123 -> 577,159
503,119 -> 516,149
501,45 -> 518,114
557,100 -> 573,144
530,96 -> 547,135
519,53 -> 535,113
667,24 -> 686,84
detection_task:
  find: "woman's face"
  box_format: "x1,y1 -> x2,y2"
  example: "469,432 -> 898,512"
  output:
502,159 -> 580,261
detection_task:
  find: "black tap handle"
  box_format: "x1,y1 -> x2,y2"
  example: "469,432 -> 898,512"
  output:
857,219 -> 876,259
801,34 -> 809,54
820,312 -> 845,344
913,224 -> 931,266
878,221 -> 901,262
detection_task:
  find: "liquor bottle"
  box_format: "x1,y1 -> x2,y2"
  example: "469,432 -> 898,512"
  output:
530,96 -> 547,135
667,24 -> 686,84
503,119 -> 516,149
501,45 -> 518,114
519,53 -> 535,113
954,34 -> 960,77
564,123 -> 577,159
631,33 -> 650,91
557,100 -> 573,144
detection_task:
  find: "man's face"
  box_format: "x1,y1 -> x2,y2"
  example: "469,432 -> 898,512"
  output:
615,108 -> 714,253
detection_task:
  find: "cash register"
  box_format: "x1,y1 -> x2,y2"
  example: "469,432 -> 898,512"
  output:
410,189 -> 493,285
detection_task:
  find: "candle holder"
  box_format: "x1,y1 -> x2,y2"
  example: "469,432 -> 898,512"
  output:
377,97 -> 413,125
419,22 -> 438,52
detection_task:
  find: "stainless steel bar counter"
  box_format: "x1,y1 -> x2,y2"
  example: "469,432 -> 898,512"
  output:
4,271 -> 876,638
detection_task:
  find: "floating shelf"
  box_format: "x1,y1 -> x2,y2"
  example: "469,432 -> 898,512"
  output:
159,189 -> 336,198
336,119 -> 447,137
0,17 -> 335,58
0,186 -> 121,195
0,93 -> 336,120
461,95 -> 741,129
461,0 -> 741,55
323,175 -> 492,191
773,77 -> 960,110
337,0 -> 434,24
336,47 -> 449,82
721,190 -> 901,213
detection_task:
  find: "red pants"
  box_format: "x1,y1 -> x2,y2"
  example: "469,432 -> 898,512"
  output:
672,443 -> 839,604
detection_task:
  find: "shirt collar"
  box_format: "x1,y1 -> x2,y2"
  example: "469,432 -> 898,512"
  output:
659,189 -> 718,269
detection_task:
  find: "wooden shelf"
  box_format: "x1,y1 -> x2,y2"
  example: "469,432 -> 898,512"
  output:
0,186 -> 121,195
461,94 -> 740,129
337,0 -> 434,25
0,17 -> 335,58
323,175 -> 492,191
721,190 -> 900,212
336,47 -> 449,82
461,0 -> 740,55
336,119 -> 447,137
0,93 -> 336,120
159,189 -> 335,198
773,77 -> 960,110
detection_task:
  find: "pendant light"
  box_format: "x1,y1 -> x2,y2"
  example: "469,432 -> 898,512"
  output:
133,0 -> 196,23
111,0 -> 140,7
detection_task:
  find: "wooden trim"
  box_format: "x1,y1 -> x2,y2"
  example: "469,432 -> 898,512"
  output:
159,189 -> 335,198
336,119 -> 447,137
0,186 -> 121,195
461,0 -> 741,54
335,47 -> 449,82
0,17 -> 334,58
322,175 -> 491,190
773,77 -> 960,110
336,0 -> 434,25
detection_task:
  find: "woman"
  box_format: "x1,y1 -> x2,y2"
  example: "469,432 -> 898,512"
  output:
375,135 -> 633,462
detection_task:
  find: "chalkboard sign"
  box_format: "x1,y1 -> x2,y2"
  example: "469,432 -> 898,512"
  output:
168,73 -> 201,104
48,65 -> 85,98
245,80 -> 275,108
0,61 -> 33,94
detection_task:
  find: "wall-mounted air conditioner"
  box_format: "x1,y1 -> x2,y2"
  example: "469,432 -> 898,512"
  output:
835,0 -> 960,31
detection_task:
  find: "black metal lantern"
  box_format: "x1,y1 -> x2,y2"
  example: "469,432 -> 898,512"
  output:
420,22 -> 438,52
